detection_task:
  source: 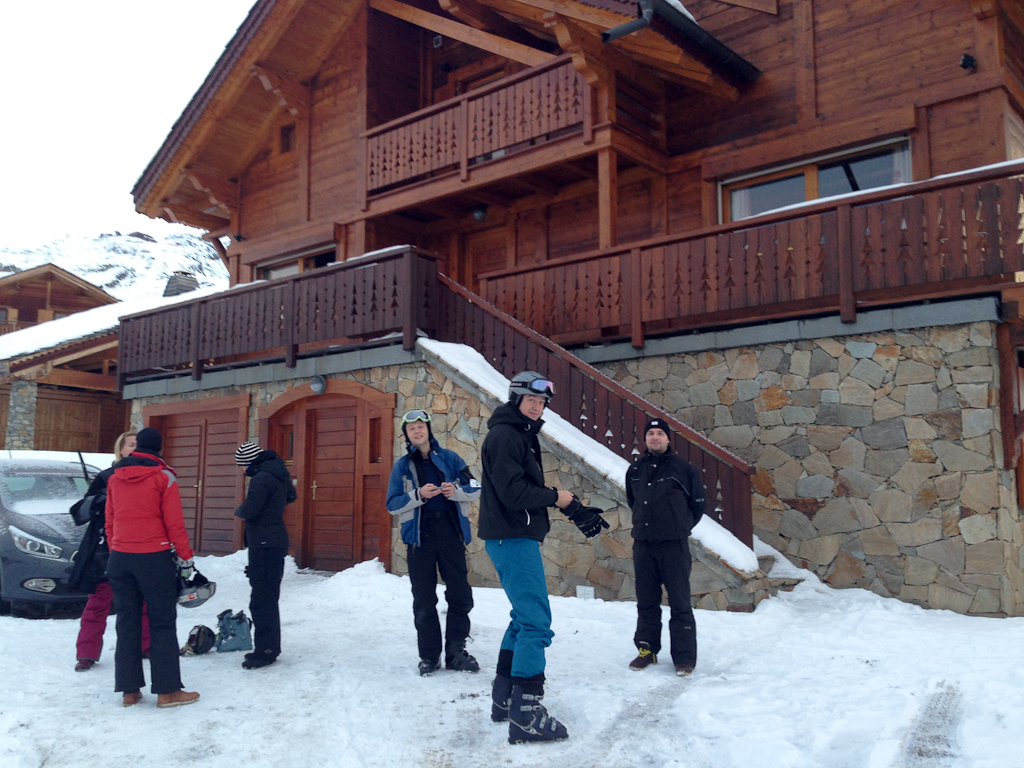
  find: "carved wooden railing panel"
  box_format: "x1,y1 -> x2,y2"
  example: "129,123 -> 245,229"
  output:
119,248 -> 439,383
435,275 -> 753,547
362,55 -> 588,198
479,165 -> 1024,346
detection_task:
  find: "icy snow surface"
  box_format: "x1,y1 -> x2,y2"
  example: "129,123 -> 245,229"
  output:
1,553 -> 1022,767
418,339 -> 759,573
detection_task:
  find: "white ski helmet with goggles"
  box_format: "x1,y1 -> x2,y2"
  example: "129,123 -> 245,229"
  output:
509,371 -> 556,406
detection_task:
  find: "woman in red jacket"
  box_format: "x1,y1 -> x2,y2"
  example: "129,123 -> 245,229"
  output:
105,427 -> 199,708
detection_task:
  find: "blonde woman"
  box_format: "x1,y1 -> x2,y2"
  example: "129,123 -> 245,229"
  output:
71,431 -> 150,670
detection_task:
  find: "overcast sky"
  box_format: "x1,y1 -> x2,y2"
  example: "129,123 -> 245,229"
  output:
0,1 -> 257,249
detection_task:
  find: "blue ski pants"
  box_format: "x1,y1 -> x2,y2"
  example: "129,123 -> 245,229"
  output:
485,538 -> 553,679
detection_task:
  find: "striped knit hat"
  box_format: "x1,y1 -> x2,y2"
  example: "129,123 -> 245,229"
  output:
234,441 -> 263,466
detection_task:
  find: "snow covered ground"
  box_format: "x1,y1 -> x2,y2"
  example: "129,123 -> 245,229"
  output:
2,551 -> 1022,768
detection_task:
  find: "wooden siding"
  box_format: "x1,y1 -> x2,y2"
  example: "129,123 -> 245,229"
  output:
32,388 -> 127,453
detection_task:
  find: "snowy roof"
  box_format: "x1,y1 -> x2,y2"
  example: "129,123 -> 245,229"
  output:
0,284 -> 225,363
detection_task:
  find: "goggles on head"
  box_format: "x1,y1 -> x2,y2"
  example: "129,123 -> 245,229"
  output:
402,410 -> 431,424
526,379 -> 555,397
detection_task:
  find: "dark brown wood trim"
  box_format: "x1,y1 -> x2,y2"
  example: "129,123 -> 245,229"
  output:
142,394 -> 251,419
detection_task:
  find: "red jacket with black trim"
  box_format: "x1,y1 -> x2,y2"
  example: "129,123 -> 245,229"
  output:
105,452 -> 194,558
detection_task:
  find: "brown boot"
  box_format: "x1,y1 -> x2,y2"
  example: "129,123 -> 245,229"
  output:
122,691 -> 143,707
675,663 -> 694,677
75,659 -> 96,672
629,642 -> 657,671
157,690 -> 200,708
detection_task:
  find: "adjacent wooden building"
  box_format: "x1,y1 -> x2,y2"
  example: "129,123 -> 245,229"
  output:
124,0 -> 1024,614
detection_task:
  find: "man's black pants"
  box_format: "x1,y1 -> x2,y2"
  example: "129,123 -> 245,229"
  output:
633,538 -> 697,667
248,546 -> 286,658
107,549 -> 182,694
407,515 -> 473,662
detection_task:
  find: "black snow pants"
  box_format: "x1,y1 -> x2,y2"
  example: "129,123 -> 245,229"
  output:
407,513 -> 473,662
107,549 -> 183,694
633,538 -> 697,668
248,546 -> 286,658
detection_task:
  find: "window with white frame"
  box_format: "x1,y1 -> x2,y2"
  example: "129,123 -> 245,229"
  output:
722,140 -> 912,223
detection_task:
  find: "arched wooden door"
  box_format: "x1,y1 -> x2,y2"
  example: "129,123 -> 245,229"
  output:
260,380 -> 395,572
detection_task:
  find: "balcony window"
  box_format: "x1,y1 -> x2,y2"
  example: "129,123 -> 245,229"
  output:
723,141 -> 911,222
259,250 -> 336,281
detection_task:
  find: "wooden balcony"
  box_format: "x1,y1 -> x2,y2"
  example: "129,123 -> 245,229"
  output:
478,162 -> 1024,348
0,320 -> 34,336
358,55 -> 592,210
117,245 -> 753,546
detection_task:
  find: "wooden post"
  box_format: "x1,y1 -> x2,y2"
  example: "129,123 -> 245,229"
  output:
459,100 -> 470,182
997,323 -> 1018,471
284,281 -> 297,368
629,247 -> 644,349
598,147 -> 618,249
351,219 -> 367,258
190,302 -> 204,381
357,135 -> 368,211
583,83 -> 593,145
837,204 -> 856,323
402,248 -> 417,351
298,84 -> 311,222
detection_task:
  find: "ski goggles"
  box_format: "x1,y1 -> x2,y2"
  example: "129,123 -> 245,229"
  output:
525,379 -> 556,397
401,410 -> 431,424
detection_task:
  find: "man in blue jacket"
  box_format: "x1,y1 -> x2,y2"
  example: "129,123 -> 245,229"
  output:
386,408 -> 481,676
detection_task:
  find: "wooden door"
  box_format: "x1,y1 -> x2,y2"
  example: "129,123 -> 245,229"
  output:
151,401 -> 248,556
263,381 -> 394,572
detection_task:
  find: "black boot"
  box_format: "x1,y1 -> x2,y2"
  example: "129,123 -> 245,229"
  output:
491,674 -> 512,722
508,683 -> 568,744
445,645 -> 480,672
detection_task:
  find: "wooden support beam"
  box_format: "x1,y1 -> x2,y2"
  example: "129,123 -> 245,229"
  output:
718,0 -> 777,12
250,64 -> 310,117
29,368 -> 119,393
598,147 -> 618,249
369,0 -> 553,67
794,0 -> 817,124
438,0 -> 554,51
184,169 -> 239,214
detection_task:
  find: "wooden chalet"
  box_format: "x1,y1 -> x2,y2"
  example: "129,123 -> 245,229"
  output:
124,0 -> 1024,615
0,265 -> 127,451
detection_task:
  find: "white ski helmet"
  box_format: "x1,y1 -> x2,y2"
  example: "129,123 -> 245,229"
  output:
509,371 -> 555,406
178,570 -> 216,608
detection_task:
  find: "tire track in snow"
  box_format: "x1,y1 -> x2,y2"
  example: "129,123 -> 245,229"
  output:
896,681 -> 963,768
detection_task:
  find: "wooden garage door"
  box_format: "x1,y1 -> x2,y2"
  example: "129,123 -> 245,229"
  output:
146,396 -> 248,556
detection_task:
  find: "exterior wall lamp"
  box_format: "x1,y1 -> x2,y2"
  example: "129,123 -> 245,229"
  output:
310,375 -> 327,395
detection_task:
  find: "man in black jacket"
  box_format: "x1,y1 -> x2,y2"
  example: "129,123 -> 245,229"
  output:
234,441 -> 297,669
480,371 -> 607,745
626,418 -> 706,677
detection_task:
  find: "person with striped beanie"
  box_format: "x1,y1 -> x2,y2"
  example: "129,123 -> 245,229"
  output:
233,440 -> 296,669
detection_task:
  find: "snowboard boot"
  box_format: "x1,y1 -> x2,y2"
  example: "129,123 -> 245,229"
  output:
508,684 -> 569,744
418,657 -> 441,676
675,663 -> 694,676
445,646 -> 480,673
491,674 -> 513,722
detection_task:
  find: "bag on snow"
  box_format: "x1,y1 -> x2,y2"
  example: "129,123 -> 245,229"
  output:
180,624 -> 217,656
215,609 -> 253,653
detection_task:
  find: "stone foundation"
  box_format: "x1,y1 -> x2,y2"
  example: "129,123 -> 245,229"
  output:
129,343 -> 774,611
5,379 -> 37,449
593,321 -> 1024,617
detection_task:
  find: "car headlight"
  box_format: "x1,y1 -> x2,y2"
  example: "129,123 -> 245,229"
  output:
8,524 -> 63,560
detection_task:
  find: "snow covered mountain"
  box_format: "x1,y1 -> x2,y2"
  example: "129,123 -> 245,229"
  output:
0,230 -> 229,301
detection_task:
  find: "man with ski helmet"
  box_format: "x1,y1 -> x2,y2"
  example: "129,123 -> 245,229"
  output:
479,371 -> 608,744
386,406 -> 481,676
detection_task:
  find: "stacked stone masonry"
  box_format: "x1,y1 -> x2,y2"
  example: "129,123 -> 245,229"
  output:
131,353 -> 777,613
593,321 -> 1024,618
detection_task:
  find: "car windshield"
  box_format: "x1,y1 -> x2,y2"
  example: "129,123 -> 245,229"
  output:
0,472 -> 90,516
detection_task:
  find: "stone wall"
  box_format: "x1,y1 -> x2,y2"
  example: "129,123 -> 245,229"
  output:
593,321 -> 1024,617
5,379 -> 37,449
129,345 -> 777,611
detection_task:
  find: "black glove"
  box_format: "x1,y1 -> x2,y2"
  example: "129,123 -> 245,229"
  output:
563,496 -> 610,539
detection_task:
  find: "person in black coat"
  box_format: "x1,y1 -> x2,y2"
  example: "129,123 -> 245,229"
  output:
625,418 -> 707,677
233,441 -> 296,669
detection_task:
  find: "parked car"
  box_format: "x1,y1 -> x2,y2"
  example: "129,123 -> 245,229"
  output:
0,458 -> 100,613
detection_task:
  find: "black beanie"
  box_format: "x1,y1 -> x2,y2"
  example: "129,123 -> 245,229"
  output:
135,427 -> 163,455
644,418 -> 670,438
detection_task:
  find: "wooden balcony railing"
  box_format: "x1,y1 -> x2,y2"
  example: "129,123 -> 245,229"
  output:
358,55 -> 590,205
118,247 -> 439,384
435,275 -> 753,546
0,320 -> 34,336
478,162 -> 1024,347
